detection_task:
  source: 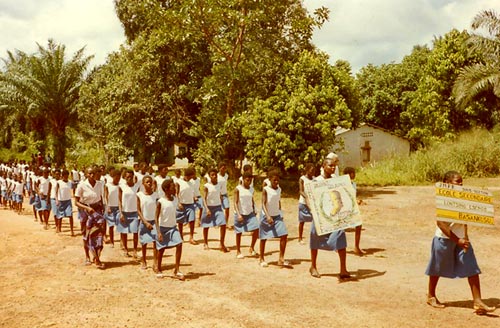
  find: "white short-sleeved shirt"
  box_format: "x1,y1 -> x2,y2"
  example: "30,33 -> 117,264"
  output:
190,177 -> 201,197
106,183 -> 120,207
38,177 -> 50,195
239,176 -> 254,194
120,184 -> 139,212
299,175 -> 315,204
157,197 -> 178,227
154,175 -> 170,199
177,178 -> 194,205
236,185 -> 253,215
204,182 -> 222,206
50,178 -> 58,198
71,169 -> 79,181
57,180 -> 72,201
14,181 -> 23,194
138,191 -> 158,221
263,185 -> 281,216
217,173 -> 228,195
435,222 -> 465,239
75,179 -> 103,205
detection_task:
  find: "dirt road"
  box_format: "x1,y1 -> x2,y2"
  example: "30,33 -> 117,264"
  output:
0,185 -> 498,327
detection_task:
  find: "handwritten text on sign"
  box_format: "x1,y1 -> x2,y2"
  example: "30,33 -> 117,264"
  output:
435,182 -> 495,227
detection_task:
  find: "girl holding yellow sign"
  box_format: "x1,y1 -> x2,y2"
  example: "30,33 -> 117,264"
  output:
425,171 -> 495,314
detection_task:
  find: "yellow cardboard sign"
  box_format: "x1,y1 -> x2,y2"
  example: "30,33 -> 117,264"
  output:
435,182 -> 495,227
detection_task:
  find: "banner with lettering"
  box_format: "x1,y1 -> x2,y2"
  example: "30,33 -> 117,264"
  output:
435,182 -> 495,227
305,175 -> 362,235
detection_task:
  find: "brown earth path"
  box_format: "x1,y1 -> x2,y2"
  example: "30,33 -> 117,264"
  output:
0,185 -> 499,328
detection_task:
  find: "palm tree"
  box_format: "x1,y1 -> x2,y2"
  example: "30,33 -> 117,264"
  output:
453,10 -> 500,109
0,39 -> 92,165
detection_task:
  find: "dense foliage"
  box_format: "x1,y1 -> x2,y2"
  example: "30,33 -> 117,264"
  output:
0,5 -> 499,176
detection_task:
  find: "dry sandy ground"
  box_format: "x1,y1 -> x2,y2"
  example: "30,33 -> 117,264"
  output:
0,185 -> 499,328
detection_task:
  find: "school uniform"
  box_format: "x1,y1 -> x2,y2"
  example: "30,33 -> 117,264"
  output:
138,191 -> 158,245
298,175 -> 314,223
259,185 -> 288,239
190,177 -> 204,210
425,223 -> 481,278
156,197 -> 183,250
14,180 -> 23,204
154,175 -> 170,199
218,173 -> 230,209
49,177 -> 58,216
75,179 -> 104,241
175,178 -> 195,224
234,185 -> 258,233
71,169 -> 80,189
56,180 -> 73,218
117,183 -> 139,233
37,176 -> 51,211
309,175 -> 347,251
105,183 -> 120,227
201,181 -> 226,227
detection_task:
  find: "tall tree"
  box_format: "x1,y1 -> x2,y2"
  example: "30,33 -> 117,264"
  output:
0,39 -> 92,165
453,9 -> 500,110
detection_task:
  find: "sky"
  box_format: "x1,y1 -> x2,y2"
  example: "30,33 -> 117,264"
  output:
0,0 -> 498,73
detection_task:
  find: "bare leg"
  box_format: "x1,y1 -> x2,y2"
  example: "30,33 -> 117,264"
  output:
278,235 -> 287,263
156,248 -> 165,273
259,239 -> 267,265
354,225 -> 364,255
220,225 -> 228,252
177,222 -> 184,241
121,233 -> 128,254
236,233 -> 242,255
141,244 -> 147,268
298,222 -> 305,243
309,249 -> 320,277
338,248 -> 349,277
133,233 -> 138,258
174,244 -> 183,273
189,221 -> 197,244
203,227 -> 209,249
468,274 -> 494,311
108,226 -> 113,245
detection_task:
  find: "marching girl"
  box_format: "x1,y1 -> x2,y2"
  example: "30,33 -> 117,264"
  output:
153,164 -> 170,199
104,170 -> 121,247
36,168 -> 52,230
425,171 -> 495,313
298,163 -> 315,245
309,156 -> 349,279
238,164 -> 254,193
49,169 -> 60,229
155,179 -> 185,280
217,162 -> 231,229
201,168 -> 228,252
118,170 -> 140,258
259,169 -> 290,268
190,171 -> 203,227
137,176 -> 158,270
175,167 -> 197,244
55,169 -> 75,236
234,171 -> 259,259
74,167 -> 105,268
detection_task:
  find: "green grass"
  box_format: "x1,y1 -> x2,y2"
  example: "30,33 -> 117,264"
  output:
356,128 -> 500,186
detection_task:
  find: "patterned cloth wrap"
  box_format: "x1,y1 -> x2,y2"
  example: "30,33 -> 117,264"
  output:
80,203 -> 105,253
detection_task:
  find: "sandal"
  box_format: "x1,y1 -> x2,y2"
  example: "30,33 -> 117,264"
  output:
84,258 -> 92,266
278,260 -> 292,268
220,246 -> 229,253
473,302 -> 495,313
96,263 -> 105,270
155,272 -> 164,279
339,272 -> 351,280
427,296 -> 445,309
173,271 -> 186,281
236,254 -> 245,259
259,261 -> 268,268
309,267 -> 321,278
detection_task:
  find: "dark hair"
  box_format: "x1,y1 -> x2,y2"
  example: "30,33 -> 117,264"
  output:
218,162 -> 226,170
303,162 -> 314,173
184,167 -> 196,177
126,169 -> 134,176
143,175 -> 153,183
443,170 -> 461,183
267,169 -> 280,179
242,171 -> 253,179
208,168 -> 218,175
158,164 -> 168,171
161,179 -> 174,193
243,164 -> 252,172
343,167 -> 355,175
61,169 -> 69,176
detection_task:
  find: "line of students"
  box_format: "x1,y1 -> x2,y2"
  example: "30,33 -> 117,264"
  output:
2,159 -> 495,314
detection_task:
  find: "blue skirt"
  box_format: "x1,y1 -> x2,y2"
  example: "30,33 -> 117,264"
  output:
221,194 -> 230,209
105,206 -> 120,227
50,198 -> 57,214
139,220 -> 157,245
176,203 -> 195,224
116,211 -> 139,233
309,223 -> 347,251
201,205 -> 226,227
259,214 -> 288,239
194,197 -> 204,210
234,212 -> 259,233
56,199 -> 73,218
425,236 -> 481,278
298,203 -> 313,222
37,197 -> 50,211
155,226 -> 182,250
16,194 -> 23,204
